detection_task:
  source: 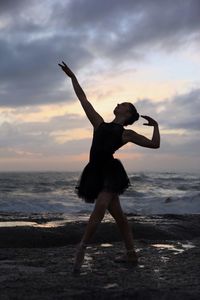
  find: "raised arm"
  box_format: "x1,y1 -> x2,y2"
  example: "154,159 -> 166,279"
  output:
126,115 -> 160,148
58,61 -> 104,129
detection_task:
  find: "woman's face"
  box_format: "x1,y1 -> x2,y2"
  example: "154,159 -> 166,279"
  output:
114,102 -> 131,116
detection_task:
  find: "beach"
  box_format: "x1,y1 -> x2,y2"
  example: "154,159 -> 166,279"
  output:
0,212 -> 199,299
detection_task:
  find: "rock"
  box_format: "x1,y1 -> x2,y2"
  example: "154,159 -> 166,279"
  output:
0,213 -> 199,299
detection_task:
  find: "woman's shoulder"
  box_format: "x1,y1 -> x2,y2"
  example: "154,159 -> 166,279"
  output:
93,121 -> 105,132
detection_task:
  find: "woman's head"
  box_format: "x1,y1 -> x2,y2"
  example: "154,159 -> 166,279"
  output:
114,102 -> 139,126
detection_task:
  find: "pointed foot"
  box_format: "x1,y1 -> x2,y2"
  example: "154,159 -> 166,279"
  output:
72,242 -> 87,274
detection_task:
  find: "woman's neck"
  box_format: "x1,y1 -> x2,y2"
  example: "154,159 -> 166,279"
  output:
111,117 -> 126,126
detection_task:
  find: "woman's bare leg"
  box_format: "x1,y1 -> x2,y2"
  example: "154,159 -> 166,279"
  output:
107,194 -> 135,251
80,191 -> 115,244
73,191 -> 115,273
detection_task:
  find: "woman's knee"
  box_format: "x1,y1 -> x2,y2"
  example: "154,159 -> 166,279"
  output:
108,196 -> 127,223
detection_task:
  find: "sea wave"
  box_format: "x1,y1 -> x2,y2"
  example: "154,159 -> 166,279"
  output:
0,171 -> 199,215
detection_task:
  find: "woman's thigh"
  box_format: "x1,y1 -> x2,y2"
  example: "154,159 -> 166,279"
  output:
94,190 -> 117,210
107,194 -> 126,222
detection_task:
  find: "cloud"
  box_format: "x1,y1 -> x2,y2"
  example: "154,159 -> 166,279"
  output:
0,112 -> 91,157
163,89 -> 200,130
0,34 -> 93,106
0,0 -> 199,171
123,131 -> 200,158
0,0 -> 28,15
0,0 -> 94,106
60,0 -> 200,57
0,87 -> 199,162
0,0 -> 199,107
134,88 -> 200,131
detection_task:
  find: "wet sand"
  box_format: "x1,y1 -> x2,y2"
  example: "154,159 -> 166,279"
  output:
0,213 -> 199,299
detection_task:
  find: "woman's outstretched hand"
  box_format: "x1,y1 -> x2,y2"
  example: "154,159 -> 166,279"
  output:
141,115 -> 158,126
58,61 -> 75,78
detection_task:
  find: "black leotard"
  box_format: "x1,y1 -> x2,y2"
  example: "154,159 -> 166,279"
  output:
75,122 -> 130,203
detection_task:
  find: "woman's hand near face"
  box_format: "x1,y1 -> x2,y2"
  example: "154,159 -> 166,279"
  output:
141,115 -> 158,126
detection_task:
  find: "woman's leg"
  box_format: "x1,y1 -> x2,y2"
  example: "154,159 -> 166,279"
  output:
73,191 -> 115,273
80,190 -> 115,244
107,194 -> 135,251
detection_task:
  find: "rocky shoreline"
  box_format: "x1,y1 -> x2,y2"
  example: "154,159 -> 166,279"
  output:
0,213 -> 199,299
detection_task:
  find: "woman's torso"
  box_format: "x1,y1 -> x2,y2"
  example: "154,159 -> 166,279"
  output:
89,122 -> 128,163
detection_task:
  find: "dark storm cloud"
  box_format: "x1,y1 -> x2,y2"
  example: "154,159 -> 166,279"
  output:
61,0 -> 200,57
0,0 -> 28,15
0,34 -> 93,106
0,0 -> 199,107
0,0 -> 93,107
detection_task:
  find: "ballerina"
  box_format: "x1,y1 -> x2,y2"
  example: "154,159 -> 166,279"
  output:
58,61 -> 160,274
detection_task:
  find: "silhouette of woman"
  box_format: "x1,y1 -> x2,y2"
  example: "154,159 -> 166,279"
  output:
58,61 -> 160,274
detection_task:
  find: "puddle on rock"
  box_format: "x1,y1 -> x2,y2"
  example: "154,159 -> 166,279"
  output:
100,243 -> 113,247
178,241 -> 196,250
81,253 -> 93,273
84,254 -> 93,261
104,283 -> 119,289
0,220 -> 68,228
150,241 -> 196,254
0,221 -> 38,227
138,265 -> 145,268
151,243 -> 180,250
154,268 -> 160,273
161,256 -> 170,262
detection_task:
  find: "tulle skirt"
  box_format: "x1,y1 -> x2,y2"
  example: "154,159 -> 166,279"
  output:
75,158 -> 131,203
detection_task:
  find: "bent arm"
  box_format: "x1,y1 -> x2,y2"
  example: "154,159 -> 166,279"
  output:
151,124 -> 160,148
127,124 -> 160,148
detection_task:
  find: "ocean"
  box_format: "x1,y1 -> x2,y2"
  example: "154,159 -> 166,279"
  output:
0,171 -> 199,217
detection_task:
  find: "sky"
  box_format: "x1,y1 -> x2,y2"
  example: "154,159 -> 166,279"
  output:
0,0 -> 200,172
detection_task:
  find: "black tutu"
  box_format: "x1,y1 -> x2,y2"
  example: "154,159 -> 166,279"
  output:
75,158 -> 131,203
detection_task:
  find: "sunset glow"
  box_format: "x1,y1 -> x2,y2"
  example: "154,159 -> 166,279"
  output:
0,0 -> 199,172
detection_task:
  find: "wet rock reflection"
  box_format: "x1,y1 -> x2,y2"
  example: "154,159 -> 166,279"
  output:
100,243 -> 113,247
150,241 -> 196,255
